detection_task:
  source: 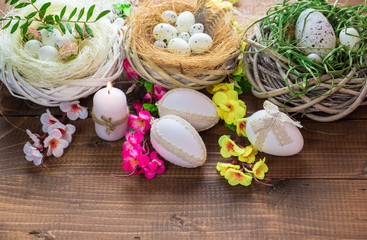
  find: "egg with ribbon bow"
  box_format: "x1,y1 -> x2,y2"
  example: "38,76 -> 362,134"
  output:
246,101 -> 304,156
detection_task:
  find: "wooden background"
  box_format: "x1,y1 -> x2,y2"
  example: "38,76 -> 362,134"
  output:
0,0 -> 366,239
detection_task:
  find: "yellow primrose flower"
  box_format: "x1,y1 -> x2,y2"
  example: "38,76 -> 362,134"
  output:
207,82 -> 235,94
224,168 -> 253,186
213,90 -> 246,124
216,162 -> 240,176
220,137 -> 245,158
238,145 -> 258,163
232,58 -> 244,76
252,158 -> 268,180
233,117 -> 247,137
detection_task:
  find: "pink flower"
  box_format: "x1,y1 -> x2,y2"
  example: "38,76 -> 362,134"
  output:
133,100 -> 144,114
23,142 -> 43,166
153,85 -> 166,100
40,109 -> 59,133
143,92 -> 152,100
123,58 -> 139,79
60,101 -> 88,120
26,129 -> 42,148
128,110 -> 151,133
121,147 -> 140,172
123,131 -> 144,151
48,122 -> 76,143
150,151 -> 165,175
44,129 -> 69,157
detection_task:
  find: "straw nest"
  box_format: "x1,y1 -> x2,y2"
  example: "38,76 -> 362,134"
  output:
124,0 -> 241,89
0,0 -> 124,106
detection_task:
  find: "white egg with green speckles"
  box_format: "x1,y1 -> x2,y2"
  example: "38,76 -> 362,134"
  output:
339,27 -> 360,52
167,38 -> 191,55
179,32 -> 190,42
188,33 -> 212,53
190,23 -> 204,35
153,23 -> 179,43
176,11 -> 195,33
162,10 -> 177,24
307,53 -> 322,63
41,29 -> 62,47
38,45 -> 59,61
154,40 -> 167,48
24,40 -> 42,58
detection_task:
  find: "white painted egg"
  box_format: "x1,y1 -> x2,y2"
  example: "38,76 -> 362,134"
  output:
246,109 -> 304,156
167,38 -> 191,55
296,9 -> 336,57
150,115 -> 207,168
157,88 -> 219,132
339,27 -> 360,52
307,53 -> 322,63
162,10 -> 177,24
38,45 -> 59,61
188,33 -> 213,53
154,40 -> 167,48
153,23 -> 179,43
41,29 -> 62,47
179,32 -> 190,42
176,11 -> 195,33
190,23 -> 204,35
24,40 -> 42,58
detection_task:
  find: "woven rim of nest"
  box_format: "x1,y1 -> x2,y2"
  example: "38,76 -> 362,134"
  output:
244,22 -> 367,122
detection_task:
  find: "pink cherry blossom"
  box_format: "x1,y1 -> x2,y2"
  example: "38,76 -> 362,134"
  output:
48,122 -> 76,143
26,129 -> 42,148
44,129 -> 69,157
123,131 -> 144,151
40,109 -> 59,133
23,142 -> 43,166
128,110 -> 151,133
121,147 -> 140,172
150,151 -> 165,175
60,101 -> 88,121
123,58 -> 139,79
133,101 -> 143,114
153,85 -> 166,100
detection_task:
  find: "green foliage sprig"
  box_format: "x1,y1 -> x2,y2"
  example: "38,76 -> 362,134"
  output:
0,0 -> 111,39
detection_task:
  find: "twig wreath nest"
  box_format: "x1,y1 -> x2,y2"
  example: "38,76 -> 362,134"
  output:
124,0 -> 241,90
244,0 -> 367,122
0,0 -> 124,106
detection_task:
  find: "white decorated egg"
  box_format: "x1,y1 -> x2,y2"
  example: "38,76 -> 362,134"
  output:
190,23 -> 204,35
188,33 -> 213,53
24,40 -> 42,58
154,40 -> 167,48
153,23 -> 179,43
157,88 -> 219,132
162,10 -> 177,24
176,11 -> 195,33
246,101 -> 304,156
150,115 -> 207,168
167,38 -> 191,55
339,27 -> 360,52
38,45 -> 59,61
296,9 -> 336,57
307,53 -> 322,62
41,29 -> 62,47
179,32 -> 190,42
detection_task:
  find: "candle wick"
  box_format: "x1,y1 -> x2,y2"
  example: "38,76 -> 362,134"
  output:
108,89 -> 111,94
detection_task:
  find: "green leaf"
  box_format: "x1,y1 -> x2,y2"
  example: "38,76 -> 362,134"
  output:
25,11 -> 37,20
10,0 -> 20,5
60,6 -> 66,19
20,20 -> 31,36
224,122 -> 236,132
40,2 -> 51,12
68,7 -> 77,20
45,15 -> 54,21
5,0 -> 10,4
74,22 -> 84,38
144,80 -> 154,93
66,23 -> 72,34
14,2 -> 30,8
86,5 -> 95,21
30,0 -> 36,3
58,22 -> 66,34
54,15 -> 60,22
36,24 -> 54,32
2,19 -> 12,30
143,103 -> 158,114
77,7 -> 85,21
95,10 -> 110,21
10,20 -> 20,34
84,23 -> 93,37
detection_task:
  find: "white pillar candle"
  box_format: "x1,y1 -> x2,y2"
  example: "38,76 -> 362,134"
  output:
93,82 -> 129,141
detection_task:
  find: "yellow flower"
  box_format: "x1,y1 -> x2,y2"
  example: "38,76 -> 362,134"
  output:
252,158 -> 268,180
233,117 -> 248,137
224,168 -> 253,186
232,58 -> 244,76
216,162 -> 240,176
213,90 -> 246,124
219,136 -> 245,158
208,0 -> 233,11
238,145 -> 258,163
241,40 -> 246,52
207,82 -> 234,94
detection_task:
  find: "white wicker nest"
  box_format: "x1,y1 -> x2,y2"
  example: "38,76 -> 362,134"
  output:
0,0 -> 125,106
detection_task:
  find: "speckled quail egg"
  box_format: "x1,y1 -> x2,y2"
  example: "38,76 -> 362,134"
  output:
176,11 -> 195,33
295,9 -> 336,57
167,38 -> 191,55
339,27 -> 360,52
179,32 -> 190,42
153,23 -> 179,43
188,33 -> 213,53
41,29 -> 62,47
154,40 -> 167,48
38,45 -> 59,61
307,53 -> 322,62
162,10 -> 177,24
190,23 -> 204,35
24,40 -> 42,58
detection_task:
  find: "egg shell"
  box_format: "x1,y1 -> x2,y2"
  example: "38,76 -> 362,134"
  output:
162,10 -> 177,24
41,29 -> 62,47
188,33 -> 213,53
150,115 -> 207,168
176,11 -> 195,33
167,38 -> 191,55
246,110 -> 304,156
38,45 -> 59,61
157,88 -> 219,132
190,23 -> 204,35
179,32 -> 190,42
307,53 -> 322,63
24,40 -> 42,58
153,23 -> 179,43
295,9 -> 336,57
339,27 -> 360,52
154,40 -> 167,48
